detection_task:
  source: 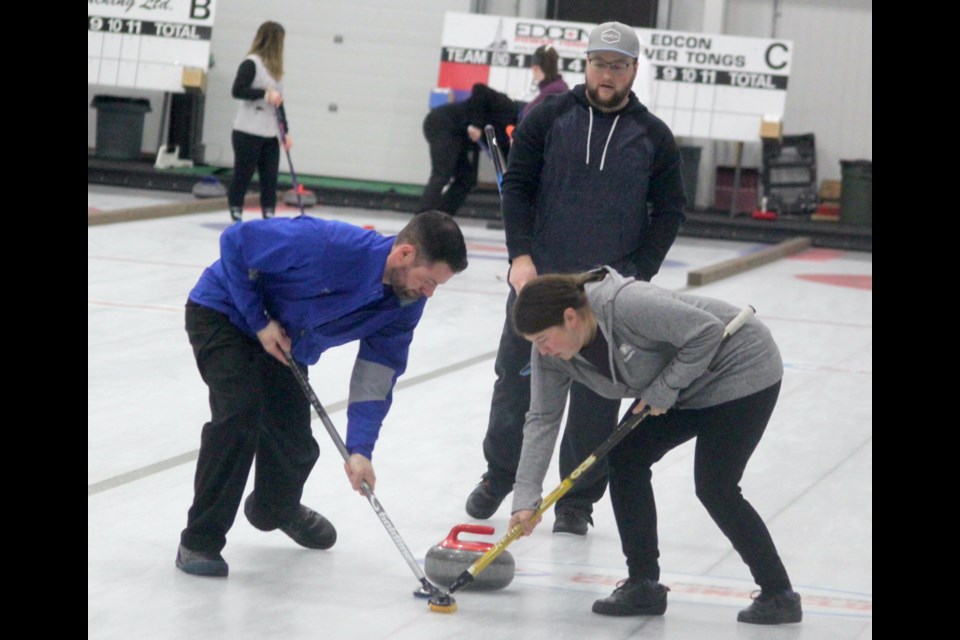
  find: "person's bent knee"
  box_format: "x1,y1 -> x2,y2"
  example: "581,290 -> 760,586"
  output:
694,480 -> 740,512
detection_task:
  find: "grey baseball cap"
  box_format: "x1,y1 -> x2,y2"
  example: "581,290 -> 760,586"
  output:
585,21 -> 640,59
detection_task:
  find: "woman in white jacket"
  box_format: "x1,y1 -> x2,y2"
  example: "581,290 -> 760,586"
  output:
507,267 -> 802,626
227,21 -> 292,222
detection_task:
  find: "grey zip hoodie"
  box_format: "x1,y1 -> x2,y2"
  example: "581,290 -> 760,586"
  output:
511,267 -> 784,512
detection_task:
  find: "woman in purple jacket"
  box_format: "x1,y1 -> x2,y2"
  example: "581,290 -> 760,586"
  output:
521,45 -> 570,120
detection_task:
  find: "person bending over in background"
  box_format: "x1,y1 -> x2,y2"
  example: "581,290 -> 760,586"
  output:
508,268 -> 802,625
418,83 -> 518,216
465,22 -> 687,538
227,20 -> 292,223
176,211 -> 468,577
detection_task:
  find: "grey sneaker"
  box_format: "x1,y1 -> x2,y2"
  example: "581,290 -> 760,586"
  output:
737,590 -> 802,624
592,577 -> 669,616
175,544 -> 228,577
279,505 -> 337,550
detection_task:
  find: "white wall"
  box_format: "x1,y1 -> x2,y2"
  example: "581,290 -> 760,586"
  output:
88,0 -> 872,208
89,0 -> 472,184
203,0 -> 473,184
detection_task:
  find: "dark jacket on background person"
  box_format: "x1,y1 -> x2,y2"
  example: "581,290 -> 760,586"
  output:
419,83 -> 519,215
423,83 -> 518,158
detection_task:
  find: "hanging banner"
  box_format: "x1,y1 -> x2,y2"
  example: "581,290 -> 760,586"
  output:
438,12 -> 793,142
88,0 -> 217,92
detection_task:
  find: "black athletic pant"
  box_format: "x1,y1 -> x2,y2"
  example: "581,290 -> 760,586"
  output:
608,381 -> 793,592
419,127 -> 479,216
228,129 -> 280,212
482,287 -> 618,515
180,301 -> 318,554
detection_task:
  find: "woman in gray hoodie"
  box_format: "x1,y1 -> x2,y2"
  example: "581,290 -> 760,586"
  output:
507,266 -> 802,626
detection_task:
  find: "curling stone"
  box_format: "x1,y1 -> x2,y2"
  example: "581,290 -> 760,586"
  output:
191,176 -> 226,199
424,524 -> 515,591
283,183 -> 318,207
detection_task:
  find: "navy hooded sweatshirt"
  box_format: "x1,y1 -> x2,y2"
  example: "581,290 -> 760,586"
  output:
500,83 -> 686,281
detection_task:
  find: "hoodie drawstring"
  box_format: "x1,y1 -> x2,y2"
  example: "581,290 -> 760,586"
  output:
600,115 -> 619,172
586,107 -> 593,166
585,107 -> 620,173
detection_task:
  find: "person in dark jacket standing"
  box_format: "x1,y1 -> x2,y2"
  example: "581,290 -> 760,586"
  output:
227,21 -> 291,223
176,211 -> 468,578
465,22 -> 687,537
521,45 -> 569,120
418,83 -> 518,215
508,267 -> 802,625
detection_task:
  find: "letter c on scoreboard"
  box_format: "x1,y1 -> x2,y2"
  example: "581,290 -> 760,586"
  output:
765,42 -> 789,70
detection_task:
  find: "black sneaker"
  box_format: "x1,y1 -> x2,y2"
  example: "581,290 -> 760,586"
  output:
229,207 -> 242,222
175,544 -> 228,577
737,590 -> 802,624
262,208 -> 275,219
465,479 -> 507,520
592,577 -> 669,616
279,505 -> 337,550
552,506 -> 592,535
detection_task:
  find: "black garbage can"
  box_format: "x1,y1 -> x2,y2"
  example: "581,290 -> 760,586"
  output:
679,146 -> 701,207
839,160 -> 872,227
91,95 -> 152,160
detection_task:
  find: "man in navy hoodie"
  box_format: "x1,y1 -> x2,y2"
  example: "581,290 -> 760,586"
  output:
177,210 -> 468,577
465,22 -> 687,536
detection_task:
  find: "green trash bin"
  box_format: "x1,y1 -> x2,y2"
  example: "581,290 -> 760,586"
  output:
91,95 -> 152,160
839,160 -> 872,227
679,146 -> 701,208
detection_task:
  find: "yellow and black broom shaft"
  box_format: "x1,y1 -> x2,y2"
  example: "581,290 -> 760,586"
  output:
447,411 -> 648,595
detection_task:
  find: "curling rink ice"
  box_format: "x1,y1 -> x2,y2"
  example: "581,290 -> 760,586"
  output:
88,187 -> 872,640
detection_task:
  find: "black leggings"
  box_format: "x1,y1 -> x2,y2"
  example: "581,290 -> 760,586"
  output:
608,381 -> 793,592
228,130 -> 280,211
180,302 -> 318,553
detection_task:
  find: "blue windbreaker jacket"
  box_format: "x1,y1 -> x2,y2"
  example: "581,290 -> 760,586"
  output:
188,216 -> 426,459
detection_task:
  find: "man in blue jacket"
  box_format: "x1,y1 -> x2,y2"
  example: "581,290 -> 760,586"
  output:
465,21 -> 687,536
176,210 -> 468,577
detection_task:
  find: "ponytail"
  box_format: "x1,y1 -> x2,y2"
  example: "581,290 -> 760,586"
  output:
512,269 -> 606,335
531,45 -> 561,83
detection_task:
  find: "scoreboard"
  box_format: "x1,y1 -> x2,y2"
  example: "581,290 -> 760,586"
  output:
88,0 -> 217,93
438,12 -> 793,142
